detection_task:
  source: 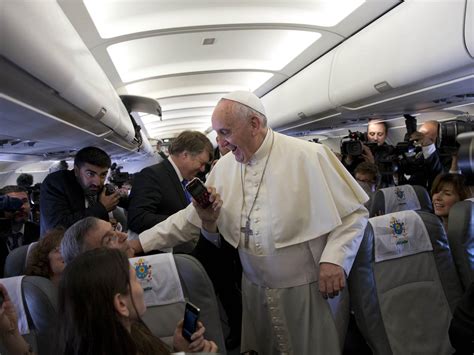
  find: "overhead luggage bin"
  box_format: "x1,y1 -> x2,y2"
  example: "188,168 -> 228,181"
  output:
2,0 -> 138,146
329,0 -> 474,110
262,51 -> 336,128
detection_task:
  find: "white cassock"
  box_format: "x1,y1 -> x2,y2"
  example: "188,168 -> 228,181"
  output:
139,129 -> 369,354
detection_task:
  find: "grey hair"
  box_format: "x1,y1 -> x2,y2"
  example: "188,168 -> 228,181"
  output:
60,217 -> 100,264
231,101 -> 267,127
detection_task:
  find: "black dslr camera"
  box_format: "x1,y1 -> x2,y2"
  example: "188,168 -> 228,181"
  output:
105,163 -> 131,205
340,130 -> 378,156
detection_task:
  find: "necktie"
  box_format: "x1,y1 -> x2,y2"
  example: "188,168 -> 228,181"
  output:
181,179 -> 192,204
7,232 -> 23,250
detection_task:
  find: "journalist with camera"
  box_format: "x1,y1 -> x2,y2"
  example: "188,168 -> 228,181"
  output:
40,146 -> 128,235
395,116 -> 473,190
0,186 -> 40,275
341,120 -> 396,185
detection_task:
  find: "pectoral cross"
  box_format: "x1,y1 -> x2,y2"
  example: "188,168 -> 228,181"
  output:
241,219 -> 253,248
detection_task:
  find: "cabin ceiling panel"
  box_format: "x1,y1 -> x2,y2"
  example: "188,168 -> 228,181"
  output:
108,30 -> 321,83
54,0 -> 402,140
121,72 -> 277,99
82,0 -> 367,38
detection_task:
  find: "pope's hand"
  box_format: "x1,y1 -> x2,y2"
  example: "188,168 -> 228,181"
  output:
193,186 -> 222,233
319,262 -> 345,299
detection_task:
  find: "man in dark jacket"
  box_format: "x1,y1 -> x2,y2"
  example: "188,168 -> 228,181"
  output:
40,146 -> 121,235
0,185 -> 39,275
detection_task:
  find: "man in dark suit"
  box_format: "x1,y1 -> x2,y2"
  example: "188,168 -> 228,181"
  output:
0,185 -> 40,276
128,131 -> 213,242
128,131 -> 243,348
40,146 -> 121,235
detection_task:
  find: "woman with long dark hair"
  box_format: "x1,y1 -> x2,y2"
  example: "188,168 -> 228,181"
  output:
57,247 -> 218,355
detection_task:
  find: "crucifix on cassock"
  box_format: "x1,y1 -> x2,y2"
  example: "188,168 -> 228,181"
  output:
241,218 -> 253,248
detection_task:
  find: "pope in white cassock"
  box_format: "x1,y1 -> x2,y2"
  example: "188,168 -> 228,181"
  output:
132,91 -> 369,354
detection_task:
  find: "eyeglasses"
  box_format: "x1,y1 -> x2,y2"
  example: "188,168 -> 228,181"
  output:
101,223 -> 123,246
114,223 -> 123,233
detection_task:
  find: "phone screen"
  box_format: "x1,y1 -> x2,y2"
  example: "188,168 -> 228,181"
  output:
185,178 -> 212,208
182,302 -> 200,341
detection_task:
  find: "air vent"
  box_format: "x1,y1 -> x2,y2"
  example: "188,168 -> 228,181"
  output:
202,38 -> 215,46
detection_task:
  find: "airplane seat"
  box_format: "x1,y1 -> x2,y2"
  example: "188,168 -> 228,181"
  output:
446,199 -> 474,291
4,242 -> 38,277
138,254 -> 226,353
369,184 -> 433,217
348,210 -> 464,355
0,276 -> 58,355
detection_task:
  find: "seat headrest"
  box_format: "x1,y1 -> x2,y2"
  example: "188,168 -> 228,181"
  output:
129,253 -> 184,306
0,276 -> 29,334
369,210 -> 433,262
370,185 -> 433,217
447,200 -> 474,289
4,242 -> 38,278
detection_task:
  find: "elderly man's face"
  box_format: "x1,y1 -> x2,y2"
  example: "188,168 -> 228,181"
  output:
84,220 -> 134,257
212,100 -> 258,164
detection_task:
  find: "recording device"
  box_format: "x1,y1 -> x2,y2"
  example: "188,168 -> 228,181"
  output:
438,118 -> 473,156
185,178 -> 212,208
182,302 -> 200,341
109,163 -> 131,189
105,163 -> 131,205
371,115 -> 421,175
0,195 -> 23,212
340,131 -> 366,156
457,131 -> 474,182
0,290 -> 4,307
340,130 -> 378,156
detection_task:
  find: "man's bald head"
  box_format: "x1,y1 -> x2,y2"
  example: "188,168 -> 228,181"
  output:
419,120 -> 439,143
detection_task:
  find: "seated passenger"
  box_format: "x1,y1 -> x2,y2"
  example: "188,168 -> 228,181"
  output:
60,216 -> 135,264
25,228 -> 65,286
57,248 -> 218,354
431,173 -> 471,231
354,162 -> 380,209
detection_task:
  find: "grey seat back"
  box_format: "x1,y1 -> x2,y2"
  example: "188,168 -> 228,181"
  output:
141,254 -> 226,353
0,276 -> 57,355
349,211 -> 463,355
4,242 -> 38,277
447,199 -> 474,290
369,185 -> 433,217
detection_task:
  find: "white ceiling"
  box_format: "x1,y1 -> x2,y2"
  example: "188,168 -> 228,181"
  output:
58,0 -> 399,140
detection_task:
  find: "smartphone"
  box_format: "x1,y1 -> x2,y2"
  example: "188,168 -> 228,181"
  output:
182,302 -> 200,341
0,290 -> 4,307
185,178 -> 212,208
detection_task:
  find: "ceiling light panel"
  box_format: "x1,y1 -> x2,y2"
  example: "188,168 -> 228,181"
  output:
146,117 -> 211,128
162,108 -> 214,120
83,0 -> 365,39
158,93 -> 225,111
122,72 -> 274,99
107,30 -> 320,83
